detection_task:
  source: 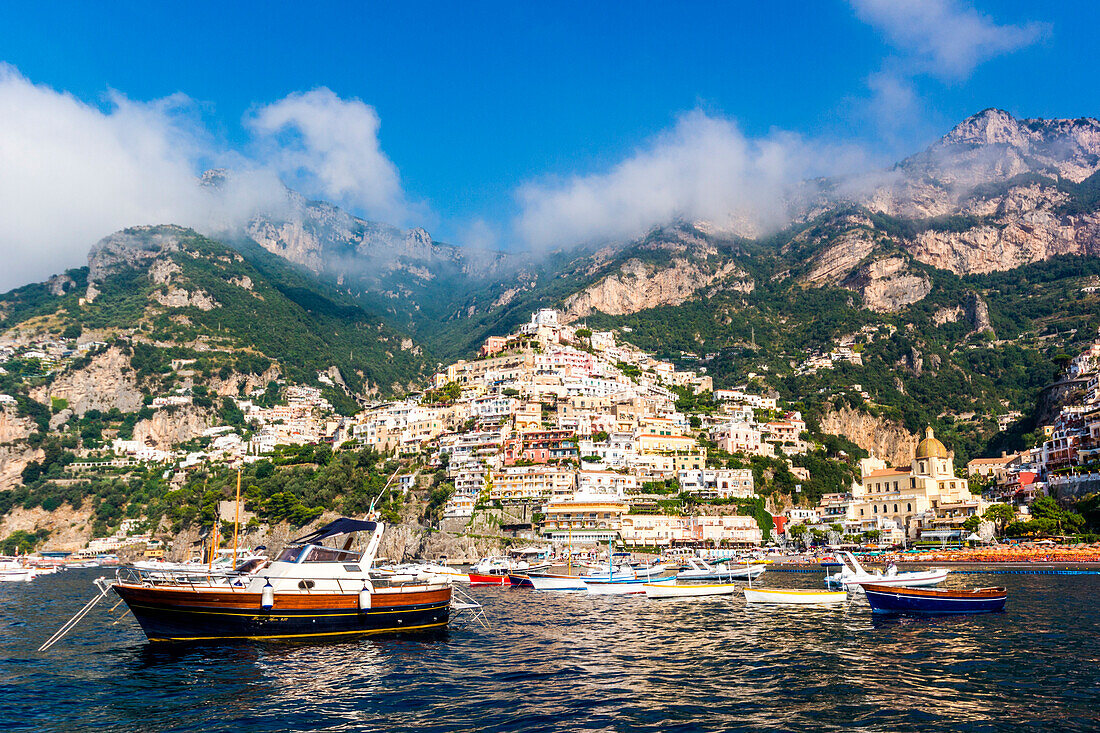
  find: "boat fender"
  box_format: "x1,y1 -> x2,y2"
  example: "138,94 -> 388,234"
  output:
261,578 -> 274,610
359,580 -> 374,611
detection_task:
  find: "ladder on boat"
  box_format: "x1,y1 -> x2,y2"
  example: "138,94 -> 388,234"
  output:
449,585 -> 489,630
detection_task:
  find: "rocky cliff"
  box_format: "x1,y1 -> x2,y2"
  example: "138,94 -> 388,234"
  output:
132,407 -> 212,450
857,110 -> 1100,275
819,405 -> 919,469
32,346 -> 143,415
562,257 -> 749,321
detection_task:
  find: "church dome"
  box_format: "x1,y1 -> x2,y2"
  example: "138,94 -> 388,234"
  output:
915,427 -> 948,459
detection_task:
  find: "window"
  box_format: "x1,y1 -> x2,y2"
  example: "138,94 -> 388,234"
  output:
907,503 -> 912,512
303,546 -> 361,563
276,545 -> 307,563
894,504 -> 898,513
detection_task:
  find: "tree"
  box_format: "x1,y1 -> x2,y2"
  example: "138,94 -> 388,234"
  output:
982,503 -> 1015,535
962,515 -> 981,533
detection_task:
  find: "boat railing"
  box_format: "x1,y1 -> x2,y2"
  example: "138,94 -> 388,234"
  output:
113,566 -> 448,594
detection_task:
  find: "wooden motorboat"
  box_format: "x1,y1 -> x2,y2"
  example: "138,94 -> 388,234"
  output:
643,581 -> 741,599
107,518 -> 454,642
743,587 -> 848,605
862,583 -> 1007,614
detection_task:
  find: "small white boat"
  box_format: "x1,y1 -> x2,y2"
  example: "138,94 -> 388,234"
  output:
677,558 -> 767,582
644,581 -> 741,599
526,574 -> 588,591
825,552 -> 949,589
585,576 -> 672,595
744,587 -> 848,605
0,556 -> 37,582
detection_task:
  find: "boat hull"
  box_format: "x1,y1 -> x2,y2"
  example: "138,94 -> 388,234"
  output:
524,574 -> 589,591
644,582 -> 741,599
112,583 -> 452,642
744,588 -> 847,605
467,573 -> 511,586
862,584 -> 1006,615
585,577 -> 670,595
0,570 -> 34,582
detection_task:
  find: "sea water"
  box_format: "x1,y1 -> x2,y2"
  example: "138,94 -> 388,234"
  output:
2,569 -> 1098,732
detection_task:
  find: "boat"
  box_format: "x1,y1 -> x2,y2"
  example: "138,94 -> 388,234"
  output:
467,572 -> 513,586
377,562 -> 470,584
133,548 -> 269,577
512,573 -> 588,591
825,551 -> 949,589
644,581 -> 742,599
0,556 -> 36,582
676,557 -> 767,582
862,583 -> 1007,614
105,518 -> 455,642
470,555 -> 550,575
743,587 -> 848,605
585,576 -> 671,595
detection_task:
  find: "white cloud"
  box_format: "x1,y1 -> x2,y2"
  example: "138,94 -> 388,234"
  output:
247,88 -> 410,223
850,0 -> 1049,80
515,111 -> 865,250
0,70 -> 415,292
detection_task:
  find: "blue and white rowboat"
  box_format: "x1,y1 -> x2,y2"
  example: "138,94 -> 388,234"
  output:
861,583 -> 1007,614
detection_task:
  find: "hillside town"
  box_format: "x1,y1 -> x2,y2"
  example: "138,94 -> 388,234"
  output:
19,309 -> 1100,556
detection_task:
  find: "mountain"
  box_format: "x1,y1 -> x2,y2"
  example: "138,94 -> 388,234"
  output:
0,225 -> 432,407
238,188 -> 515,339
4,109 -> 1099,466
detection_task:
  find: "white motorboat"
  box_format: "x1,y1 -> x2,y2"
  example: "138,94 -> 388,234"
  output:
743,587 -> 848,605
644,581 -> 741,599
0,556 -> 36,582
377,561 -> 469,583
677,558 -> 767,582
825,551 -> 949,589
133,548 -> 269,577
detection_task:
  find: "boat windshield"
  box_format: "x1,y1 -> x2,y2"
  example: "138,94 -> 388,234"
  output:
302,546 -> 362,563
275,545 -> 308,563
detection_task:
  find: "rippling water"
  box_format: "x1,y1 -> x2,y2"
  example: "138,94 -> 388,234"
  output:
2,568 -> 1099,732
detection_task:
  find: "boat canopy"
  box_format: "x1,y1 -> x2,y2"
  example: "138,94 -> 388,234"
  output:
291,518 -> 379,545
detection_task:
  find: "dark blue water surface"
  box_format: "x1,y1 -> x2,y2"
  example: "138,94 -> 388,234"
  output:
2,568 -> 1099,732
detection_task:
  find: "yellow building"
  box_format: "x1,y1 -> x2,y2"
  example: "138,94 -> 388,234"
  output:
541,499 -> 628,543
852,427 -> 983,542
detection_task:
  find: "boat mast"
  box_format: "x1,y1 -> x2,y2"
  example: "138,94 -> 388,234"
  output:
567,523 -> 572,575
232,469 -> 241,567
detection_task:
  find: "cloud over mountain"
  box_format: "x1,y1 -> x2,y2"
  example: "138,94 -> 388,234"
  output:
0,66 -> 411,291
514,110 -> 866,250
247,88 -> 412,224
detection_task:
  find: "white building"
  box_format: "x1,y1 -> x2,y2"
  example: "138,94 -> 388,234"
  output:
677,468 -> 755,499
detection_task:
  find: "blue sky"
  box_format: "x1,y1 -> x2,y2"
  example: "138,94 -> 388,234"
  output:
0,1 -> 1096,286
